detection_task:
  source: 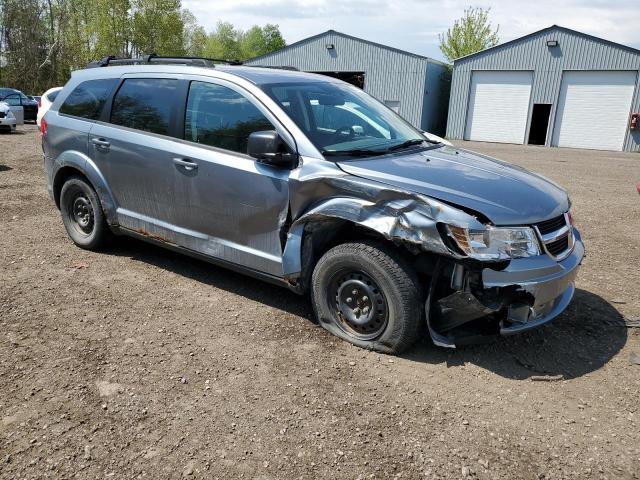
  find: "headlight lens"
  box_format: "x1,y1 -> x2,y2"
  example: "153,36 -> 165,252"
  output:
446,225 -> 540,260
6,110 -> 14,119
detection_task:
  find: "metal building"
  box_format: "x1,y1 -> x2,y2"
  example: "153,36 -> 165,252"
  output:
446,25 -> 640,152
245,30 -> 450,134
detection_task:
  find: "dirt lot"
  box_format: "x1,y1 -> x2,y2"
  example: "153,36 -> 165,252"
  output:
1,125 -> 640,479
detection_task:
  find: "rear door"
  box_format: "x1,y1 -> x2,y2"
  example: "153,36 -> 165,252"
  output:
88,75 -> 185,231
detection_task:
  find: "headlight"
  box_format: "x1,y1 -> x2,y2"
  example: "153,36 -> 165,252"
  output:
446,225 -> 540,260
6,110 -> 14,119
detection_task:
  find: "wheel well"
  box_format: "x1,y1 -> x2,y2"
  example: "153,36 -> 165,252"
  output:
296,219 -> 436,293
53,167 -> 88,208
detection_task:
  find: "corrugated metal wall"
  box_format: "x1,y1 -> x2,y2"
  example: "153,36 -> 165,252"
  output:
446,26 -> 640,151
245,31 -> 447,131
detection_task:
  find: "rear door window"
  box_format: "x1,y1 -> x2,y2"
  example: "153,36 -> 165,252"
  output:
184,81 -> 274,154
59,78 -> 118,120
110,78 -> 177,136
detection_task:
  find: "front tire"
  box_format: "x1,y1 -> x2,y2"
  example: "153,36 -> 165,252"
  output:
311,241 -> 422,354
60,176 -> 110,250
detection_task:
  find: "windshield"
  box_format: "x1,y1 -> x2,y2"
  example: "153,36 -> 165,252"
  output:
261,81 -> 433,157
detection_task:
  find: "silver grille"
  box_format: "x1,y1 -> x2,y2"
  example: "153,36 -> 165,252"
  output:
533,213 -> 574,260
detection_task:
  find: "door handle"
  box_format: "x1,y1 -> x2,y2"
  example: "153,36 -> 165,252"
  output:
173,157 -> 198,171
91,138 -> 110,149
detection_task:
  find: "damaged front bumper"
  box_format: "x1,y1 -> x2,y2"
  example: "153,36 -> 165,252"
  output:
428,230 -> 585,347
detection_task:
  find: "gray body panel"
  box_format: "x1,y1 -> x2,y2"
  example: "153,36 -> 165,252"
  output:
335,145 -> 569,225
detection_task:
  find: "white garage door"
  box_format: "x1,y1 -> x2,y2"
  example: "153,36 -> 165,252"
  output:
464,71 -> 533,144
552,71 -> 637,151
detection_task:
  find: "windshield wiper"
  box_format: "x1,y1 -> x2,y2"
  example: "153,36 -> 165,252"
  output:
321,149 -> 387,157
385,139 -> 427,152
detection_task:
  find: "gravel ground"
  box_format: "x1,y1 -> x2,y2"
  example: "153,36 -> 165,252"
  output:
1,125 -> 639,479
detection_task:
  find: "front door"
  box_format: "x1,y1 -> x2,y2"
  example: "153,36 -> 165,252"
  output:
169,79 -> 293,277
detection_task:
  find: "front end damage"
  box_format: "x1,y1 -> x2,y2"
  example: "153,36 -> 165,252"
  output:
427,231 -> 584,347
281,157 -> 584,348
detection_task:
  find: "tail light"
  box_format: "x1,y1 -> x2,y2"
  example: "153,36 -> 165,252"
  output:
38,98 -> 42,108
41,117 -> 47,137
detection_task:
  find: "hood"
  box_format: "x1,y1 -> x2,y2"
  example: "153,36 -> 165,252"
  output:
336,145 -> 569,225
0,102 -> 9,113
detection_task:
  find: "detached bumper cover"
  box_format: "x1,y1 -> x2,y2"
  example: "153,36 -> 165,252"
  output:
482,229 -> 584,334
428,229 -> 584,348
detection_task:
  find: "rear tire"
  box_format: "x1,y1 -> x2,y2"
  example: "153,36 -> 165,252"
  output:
60,176 -> 110,250
311,240 -> 423,354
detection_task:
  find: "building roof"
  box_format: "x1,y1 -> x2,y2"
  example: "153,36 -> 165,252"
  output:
246,29 -> 448,66
454,25 -> 640,63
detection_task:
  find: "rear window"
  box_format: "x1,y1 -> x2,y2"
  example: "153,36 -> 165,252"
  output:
110,78 -> 177,136
59,78 -> 117,120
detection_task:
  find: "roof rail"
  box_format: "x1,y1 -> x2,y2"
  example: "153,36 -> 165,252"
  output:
85,53 -> 242,69
246,65 -> 299,71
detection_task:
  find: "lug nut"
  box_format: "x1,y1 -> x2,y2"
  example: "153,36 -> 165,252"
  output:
346,297 -> 353,304
352,289 -> 358,295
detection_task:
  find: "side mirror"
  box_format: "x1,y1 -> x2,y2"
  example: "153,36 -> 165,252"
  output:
247,131 -> 298,168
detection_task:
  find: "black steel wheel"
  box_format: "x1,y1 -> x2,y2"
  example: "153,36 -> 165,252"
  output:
69,191 -> 95,235
329,270 -> 389,340
60,176 -> 110,250
311,240 -> 423,354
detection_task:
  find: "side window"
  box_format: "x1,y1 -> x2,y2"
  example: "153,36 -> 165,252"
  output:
110,78 -> 177,135
3,94 -> 21,107
59,78 -> 118,120
185,81 -> 275,154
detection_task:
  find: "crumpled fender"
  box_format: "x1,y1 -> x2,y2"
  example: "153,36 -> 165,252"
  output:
281,188 -> 485,278
52,150 -> 118,225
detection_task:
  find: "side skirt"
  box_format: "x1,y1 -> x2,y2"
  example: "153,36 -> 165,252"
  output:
114,226 -> 295,292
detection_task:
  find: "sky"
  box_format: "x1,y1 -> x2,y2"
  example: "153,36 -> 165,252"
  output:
182,0 -> 640,62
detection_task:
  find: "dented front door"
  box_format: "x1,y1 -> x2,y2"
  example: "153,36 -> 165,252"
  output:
168,79 -> 291,277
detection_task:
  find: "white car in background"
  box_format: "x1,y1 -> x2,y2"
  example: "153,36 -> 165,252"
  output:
37,87 -> 63,127
0,101 -> 17,133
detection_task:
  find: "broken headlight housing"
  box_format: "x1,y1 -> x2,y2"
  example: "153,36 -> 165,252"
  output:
446,225 -> 541,260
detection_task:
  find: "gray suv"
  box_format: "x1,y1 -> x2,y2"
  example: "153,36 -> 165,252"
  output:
43,56 -> 584,353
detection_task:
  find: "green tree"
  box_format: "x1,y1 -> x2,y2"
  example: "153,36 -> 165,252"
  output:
203,21 -> 241,60
240,24 -> 285,58
132,0 -> 184,56
439,7 -> 499,62
261,24 -> 285,54
182,8 -> 206,56
92,0 -> 132,58
240,25 -> 266,59
0,2 -> 284,93
0,0 -> 50,92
